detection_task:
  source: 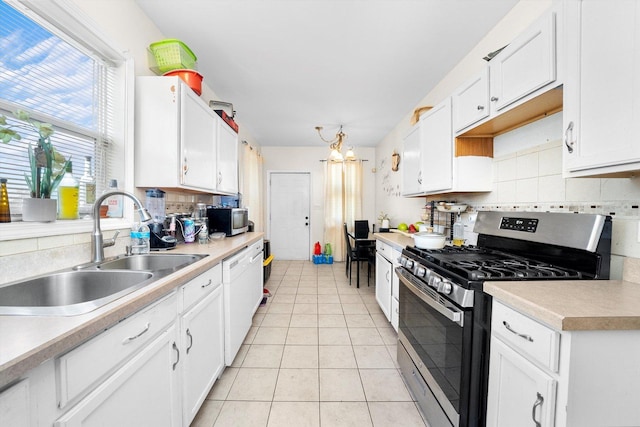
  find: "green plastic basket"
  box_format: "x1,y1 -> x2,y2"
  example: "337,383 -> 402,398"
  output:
148,39 -> 197,74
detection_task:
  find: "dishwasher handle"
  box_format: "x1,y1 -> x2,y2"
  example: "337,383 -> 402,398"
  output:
249,252 -> 263,264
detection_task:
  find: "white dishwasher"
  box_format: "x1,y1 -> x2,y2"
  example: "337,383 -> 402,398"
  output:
222,239 -> 263,365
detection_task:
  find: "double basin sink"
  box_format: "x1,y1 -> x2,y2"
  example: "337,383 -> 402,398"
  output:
0,253 -> 208,316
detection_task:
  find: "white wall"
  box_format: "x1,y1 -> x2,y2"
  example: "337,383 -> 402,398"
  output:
261,146 -> 376,258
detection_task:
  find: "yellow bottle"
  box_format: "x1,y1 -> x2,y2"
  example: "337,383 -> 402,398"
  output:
58,162 -> 79,220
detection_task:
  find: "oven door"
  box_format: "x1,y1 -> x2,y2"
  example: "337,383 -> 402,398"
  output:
396,267 -> 473,427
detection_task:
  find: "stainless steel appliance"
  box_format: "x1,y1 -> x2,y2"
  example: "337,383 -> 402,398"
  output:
207,207 -> 249,236
396,211 -> 612,427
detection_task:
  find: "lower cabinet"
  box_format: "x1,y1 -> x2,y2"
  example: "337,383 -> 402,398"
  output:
487,300 -> 640,427
55,325 -> 180,427
375,251 -> 392,321
486,337 -> 556,427
179,272 -> 224,426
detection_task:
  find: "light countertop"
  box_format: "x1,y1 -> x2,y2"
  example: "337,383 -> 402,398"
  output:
485,278 -> 640,331
0,232 -> 263,389
374,231 -> 413,250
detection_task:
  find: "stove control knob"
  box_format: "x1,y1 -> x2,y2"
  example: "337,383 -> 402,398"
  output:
405,259 -> 414,269
429,276 -> 441,289
439,281 -> 453,295
416,266 -> 426,278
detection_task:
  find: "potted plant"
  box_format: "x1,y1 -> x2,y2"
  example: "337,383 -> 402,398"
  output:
378,211 -> 390,230
0,110 -> 71,221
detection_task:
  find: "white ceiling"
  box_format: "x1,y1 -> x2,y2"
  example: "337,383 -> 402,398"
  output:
135,0 -> 518,148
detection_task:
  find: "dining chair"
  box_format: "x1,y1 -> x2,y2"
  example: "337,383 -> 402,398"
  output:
354,220 -> 369,239
344,223 -> 374,287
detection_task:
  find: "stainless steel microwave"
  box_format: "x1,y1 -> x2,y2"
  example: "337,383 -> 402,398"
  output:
207,207 -> 249,236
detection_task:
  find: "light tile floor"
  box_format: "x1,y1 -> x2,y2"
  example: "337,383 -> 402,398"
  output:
191,260 -> 427,427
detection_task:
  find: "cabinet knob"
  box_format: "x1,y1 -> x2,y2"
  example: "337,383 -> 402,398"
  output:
490,96 -> 499,102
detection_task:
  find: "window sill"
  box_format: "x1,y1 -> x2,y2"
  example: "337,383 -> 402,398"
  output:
0,217 -> 132,241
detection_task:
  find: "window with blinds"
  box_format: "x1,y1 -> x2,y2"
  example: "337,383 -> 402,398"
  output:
0,0 -> 117,218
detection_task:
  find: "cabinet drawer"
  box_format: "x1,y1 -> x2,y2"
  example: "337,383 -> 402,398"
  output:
182,263 -> 222,312
376,241 -> 391,260
56,292 -> 178,408
491,301 -> 559,372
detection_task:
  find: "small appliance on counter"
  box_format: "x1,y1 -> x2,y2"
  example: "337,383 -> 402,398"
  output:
145,188 -> 177,250
207,206 -> 248,236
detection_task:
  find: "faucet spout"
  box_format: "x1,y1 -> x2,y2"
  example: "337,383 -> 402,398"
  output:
91,191 -> 152,263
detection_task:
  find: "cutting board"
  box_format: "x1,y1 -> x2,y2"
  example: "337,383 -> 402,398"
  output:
389,229 -> 415,238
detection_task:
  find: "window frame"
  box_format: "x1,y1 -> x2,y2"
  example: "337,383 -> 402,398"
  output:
1,0 -> 135,241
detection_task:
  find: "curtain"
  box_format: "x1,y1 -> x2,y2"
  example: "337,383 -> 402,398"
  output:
241,142 -> 264,231
323,160 -> 363,262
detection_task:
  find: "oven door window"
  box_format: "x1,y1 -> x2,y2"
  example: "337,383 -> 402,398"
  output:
399,282 -> 471,413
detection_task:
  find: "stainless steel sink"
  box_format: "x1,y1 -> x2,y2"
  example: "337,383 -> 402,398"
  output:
0,270 -> 155,316
0,253 -> 208,316
97,254 -> 206,272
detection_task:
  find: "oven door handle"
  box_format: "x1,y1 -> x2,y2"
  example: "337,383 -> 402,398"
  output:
397,268 -> 464,326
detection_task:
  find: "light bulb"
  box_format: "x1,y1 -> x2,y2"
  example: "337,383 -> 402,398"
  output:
345,147 -> 355,160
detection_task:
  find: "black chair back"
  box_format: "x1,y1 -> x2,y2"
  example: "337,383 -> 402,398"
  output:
354,220 -> 369,239
343,223 -> 354,256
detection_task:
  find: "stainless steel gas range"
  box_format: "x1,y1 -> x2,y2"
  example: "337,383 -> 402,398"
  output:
396,211 -> 612,427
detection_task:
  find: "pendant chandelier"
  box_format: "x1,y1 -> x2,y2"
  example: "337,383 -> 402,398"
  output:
315,125 -> 355,161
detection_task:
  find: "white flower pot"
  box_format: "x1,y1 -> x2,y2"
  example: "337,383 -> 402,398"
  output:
22,198 -> 57,222
381,219 -> 390,229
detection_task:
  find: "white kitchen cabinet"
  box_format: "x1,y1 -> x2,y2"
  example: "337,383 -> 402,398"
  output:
563,0 -> 640,177
215,115 -> 239,195
54,325 -> 180,427
375,251 -> 392,321
402,97 -> 492,196
488,300 -> 640,427
487,337 -> 556,427
489,10 -> 557,114
401,121 -> 423,196
0,379 -> 29,427
135,76 -> 217,192
452,67 -> 490,133
179,266 -> 224,426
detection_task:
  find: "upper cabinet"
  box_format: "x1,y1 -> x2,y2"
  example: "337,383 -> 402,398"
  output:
455,5 -> 562,137
452,67 -> 490,133
489,11 -> 557,114
215,116 -> 239,195
402,97 -> 492,196
563,0 -> 640,177
135,77 -> 239,194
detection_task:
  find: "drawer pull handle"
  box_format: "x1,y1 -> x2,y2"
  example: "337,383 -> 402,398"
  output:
201,279 -> 213,288
502,321 -> 534,342
172,342 -> 180,370
532,392 -> 544,427
122,322 -> 150,344
186,328 -> 193,354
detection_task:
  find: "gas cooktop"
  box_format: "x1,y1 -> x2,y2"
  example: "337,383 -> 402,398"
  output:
405,245 -> 586,281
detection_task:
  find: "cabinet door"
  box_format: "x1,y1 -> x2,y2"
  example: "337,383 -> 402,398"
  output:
401,123 -> 423,196
420,98 -> 453,193
490,11 -> 556,113
563,0 -> 640,176
0,379 -> 29,427
453,67 -> 490,132
375,252 -> 392,321
486,337 -> 556,427
216,117 -> 239,194
55,325 -> 180,427
181,285 -> 224,426
180,86 -> 217,191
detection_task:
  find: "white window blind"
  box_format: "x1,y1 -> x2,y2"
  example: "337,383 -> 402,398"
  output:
0,0 -> 117,217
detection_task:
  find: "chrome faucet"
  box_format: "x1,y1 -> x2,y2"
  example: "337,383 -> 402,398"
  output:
91,191 -> 153,263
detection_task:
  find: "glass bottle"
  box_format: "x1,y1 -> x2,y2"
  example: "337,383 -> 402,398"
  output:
102,179 -> 123,218
58,162 -> 79,220
79,155 -> 96,215
0,178 -> 11,223
452,213 -> 465,246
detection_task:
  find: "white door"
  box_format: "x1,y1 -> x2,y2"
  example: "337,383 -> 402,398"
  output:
269,172 -> 311,260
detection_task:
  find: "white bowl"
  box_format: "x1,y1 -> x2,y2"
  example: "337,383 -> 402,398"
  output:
436,203 -> 468,214
412,232 -> 446,250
